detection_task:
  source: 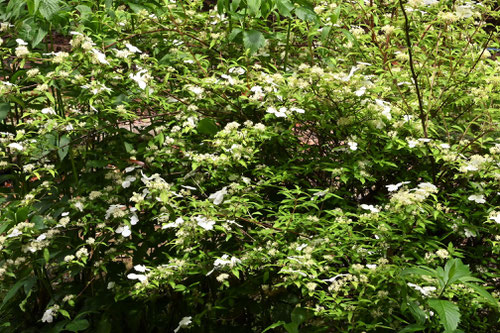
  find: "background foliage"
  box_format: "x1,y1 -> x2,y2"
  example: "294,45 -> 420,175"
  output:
0,0 -> 499,332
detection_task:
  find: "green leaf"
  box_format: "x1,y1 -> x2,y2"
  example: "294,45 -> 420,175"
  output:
229,28 -> 242,42
444,259 -> 471,285
43,248 -> 50,263
32,27 -> 48,48
407,300 -> 427,325
243,30 -> 265,55
295,7 -> 317,22
39,0 -> 60,20
197,118 -> 218,136
291,307 -> 312,325
427,299 -> 460,333
262,321 -> 285,332
248,0 -> 261,16
65,319 -> 90,332
0,277 -> 35,309
283,322 -> 299,333
276,0 -> 294,17
58,135 -> 70,161
0,103 -> 10,121
124,142 -> 134,153
465,283 -> 499,307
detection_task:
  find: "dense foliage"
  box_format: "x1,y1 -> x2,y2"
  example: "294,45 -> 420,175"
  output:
0,0 -> 499,332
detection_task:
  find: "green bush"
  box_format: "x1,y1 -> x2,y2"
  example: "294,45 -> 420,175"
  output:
0,0 -> 499,332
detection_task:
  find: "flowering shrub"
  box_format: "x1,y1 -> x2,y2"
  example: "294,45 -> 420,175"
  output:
0,0 -> 499,332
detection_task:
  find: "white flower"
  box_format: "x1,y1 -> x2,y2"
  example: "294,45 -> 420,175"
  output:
407,139 -> 418,148
130,213 -> 139,225
375,99 -> 392,120
266,106 -> 287,118
174,316 -> 193,333
290,107 -> 305,114
206,254 -> 241,275
440,143 -> 450,149
41,308 -> 56,323
116,225 -> 131,237
360,204 -> 380,213
105,204 -> 127,219
489,212 -> 500,224
228,67 -> 245,75
422,0 -> 439,5
125,166 -> 136,173
41,107 -> 56,115
347,141 -> 358,151
127,273 -> 147,282
129,69 -> 149,90
162,217 -> 184,229
468,194 -> 485,204
188,85 -> 204,96
354,86 -> 366,96
16,38 -> 28,45
125,43 -> 142,53
407,282 -> 436,297
122,175 -> 137,188
91,48 -> 109,65
134,264 -> 150,272
194,216 -> 216,231
366,264 -> 377,270
8,143 -> 24,151
208,187 -> 228,205
7,228 -> 22,238
386,181 -> 410,192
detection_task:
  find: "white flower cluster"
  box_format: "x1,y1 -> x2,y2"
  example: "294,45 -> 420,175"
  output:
390,182 -> 438,206
206,254 -> 241,276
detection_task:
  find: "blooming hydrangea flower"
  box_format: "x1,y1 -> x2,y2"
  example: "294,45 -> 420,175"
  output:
127,273 -> 147,282
8,142 -> 24,151
116,225 -> 131,237
266,106 -> 287,118
194,216 -> 216,231
468,194 -> 485,204
360,204 -> 380,213
91,48 -> 109,65
489,212 -> 500,224
206,254 -> 241,275
174,316 -> 192,333
41,107 -> 56,115
129,69 -> 149,90
125,43 -> 142,53
41,305 -> 59,323
386,181 -> 410,192
407,283 -> 436,297
208,187 -> 228,205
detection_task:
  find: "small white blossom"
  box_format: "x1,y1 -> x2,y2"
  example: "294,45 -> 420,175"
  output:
195,216 -> 216,231
347,141 -> 358,151
208,187 -> 228,205
174,316 -> 192,333
360,204 -> 380,213
134,264 -> 150,272
125,43 -> 142,53
41,107 -> 56,115
127,273 -> 147,282
468,194 -> 485,204
8,143 -> 24,151
116,225 -> 131,237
